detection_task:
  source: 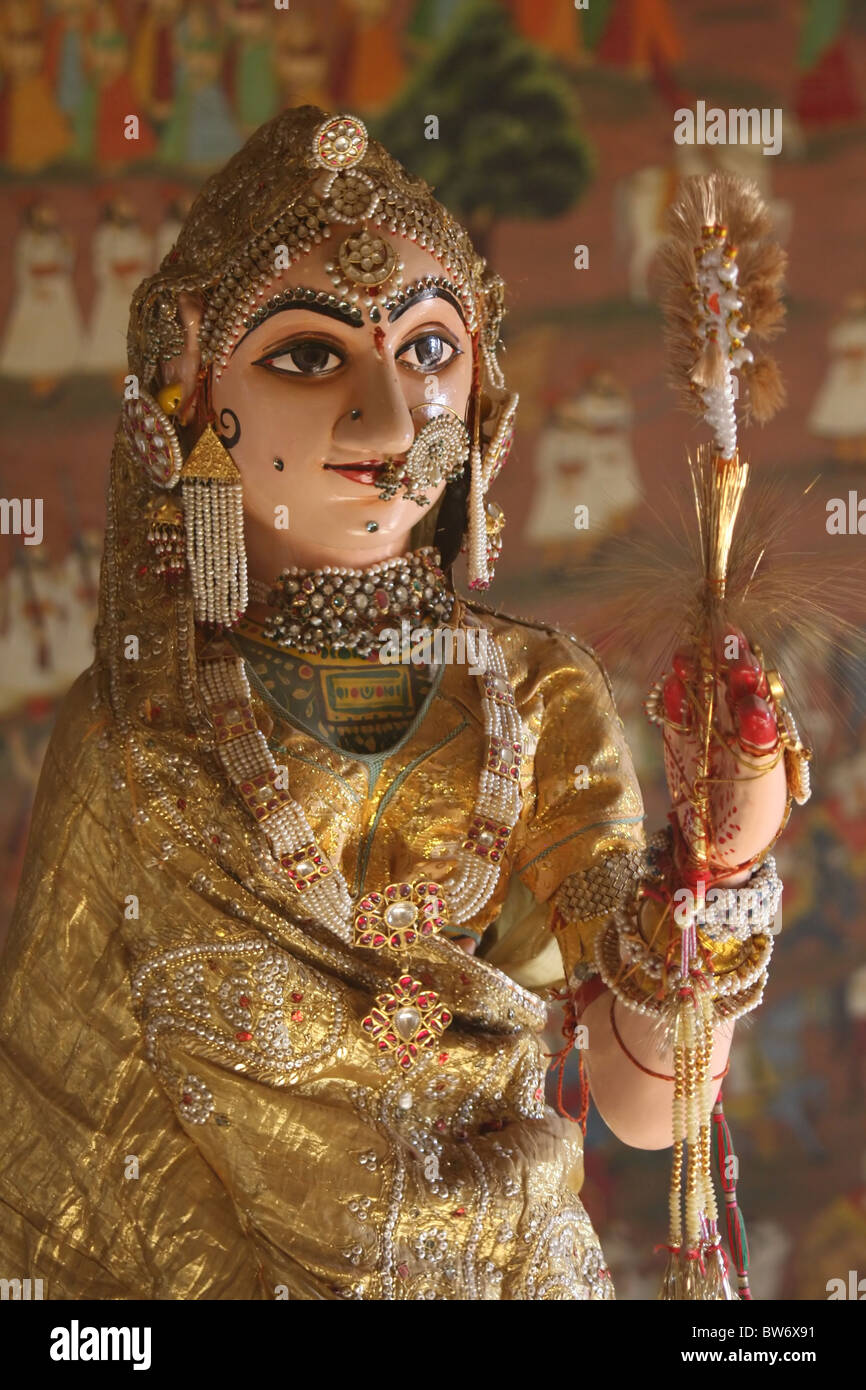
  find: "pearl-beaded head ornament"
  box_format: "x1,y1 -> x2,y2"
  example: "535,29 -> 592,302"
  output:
128,107 -> 506,390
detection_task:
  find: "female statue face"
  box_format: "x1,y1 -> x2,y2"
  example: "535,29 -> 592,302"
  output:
173,234 -> 474,578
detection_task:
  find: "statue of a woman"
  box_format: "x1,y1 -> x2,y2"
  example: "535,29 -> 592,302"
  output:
0,108 -> 795,1300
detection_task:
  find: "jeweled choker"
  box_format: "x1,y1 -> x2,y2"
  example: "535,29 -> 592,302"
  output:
248,545 -> 454,658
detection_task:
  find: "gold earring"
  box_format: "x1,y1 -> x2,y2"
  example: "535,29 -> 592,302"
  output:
123,386 -> 184,490
180,425 -> 248,628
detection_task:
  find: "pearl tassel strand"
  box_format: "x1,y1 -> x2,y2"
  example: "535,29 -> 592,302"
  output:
180,424 -> 249,629
182,477 -> 248,628
466,392 -> 519,591
658,919 -> 736,1301
467,442 -> 489,589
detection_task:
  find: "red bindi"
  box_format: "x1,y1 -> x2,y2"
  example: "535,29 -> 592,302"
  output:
373,326 -> 386,357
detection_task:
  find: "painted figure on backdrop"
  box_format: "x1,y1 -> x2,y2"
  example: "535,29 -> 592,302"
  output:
222,0 -> 279,136
130,0 -> 183,128
617,145 -> 792,306
596,0 -> 684,80
45,0 -> 93,123
333,0 -> 406,113
808,293 -> 866,465
0,200 -> 82,399
0,550 -> 66,712
85,195 -> 153,385
274,16 -> 331,112
160,2 -> 242,170
0,109 -> 807,1302
0,1 -> 72,174
524,370 -> 640,567
505,0 -> 583,64
78,0 -> 158,170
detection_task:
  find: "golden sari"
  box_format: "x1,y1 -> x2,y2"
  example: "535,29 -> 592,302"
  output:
0,428 -> 645,1300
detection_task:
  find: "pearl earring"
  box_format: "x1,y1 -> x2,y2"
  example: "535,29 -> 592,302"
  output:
180,426 -> 248,627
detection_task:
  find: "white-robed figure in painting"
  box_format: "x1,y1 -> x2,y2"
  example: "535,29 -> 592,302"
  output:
524,370 -> 641,566
0,201 -> 83,400
0,535 -> 101,719
85,195 -> 153,384
808,293 -> 866,464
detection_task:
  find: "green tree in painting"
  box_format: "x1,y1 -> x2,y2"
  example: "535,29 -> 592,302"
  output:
374,0 -> 594,255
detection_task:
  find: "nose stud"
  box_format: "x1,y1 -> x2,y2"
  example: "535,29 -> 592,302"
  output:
365,520 -> 379,532
273,457 -> 284,471
350,408 -> 362,421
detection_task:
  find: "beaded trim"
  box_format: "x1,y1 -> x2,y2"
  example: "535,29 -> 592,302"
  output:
200,114 -> 483,375
554,830 -> 669,925
383,274 -> 467,321
685,855 -> 781,942
242,284 -> 364,335
196,620 -> 527,936
595,909 -> 773,1025
198,655 -> 356,941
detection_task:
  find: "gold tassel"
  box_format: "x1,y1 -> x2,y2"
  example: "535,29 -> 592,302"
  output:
145,495 -> 185,580
180,425 -> 248,628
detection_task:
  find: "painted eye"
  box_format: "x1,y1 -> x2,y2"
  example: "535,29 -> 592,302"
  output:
397,333 -> 460,372
260,342 -> 344,376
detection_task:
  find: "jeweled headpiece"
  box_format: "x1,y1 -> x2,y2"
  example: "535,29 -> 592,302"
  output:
127,106 -> 517,591
130,108 -> 495,383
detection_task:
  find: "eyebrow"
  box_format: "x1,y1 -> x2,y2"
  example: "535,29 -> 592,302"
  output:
387,282 -> 467,327
234,288 -> 364,351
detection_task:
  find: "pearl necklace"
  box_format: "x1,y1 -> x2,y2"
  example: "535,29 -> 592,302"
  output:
197,617 -> 525,943
248,545 -> 454,658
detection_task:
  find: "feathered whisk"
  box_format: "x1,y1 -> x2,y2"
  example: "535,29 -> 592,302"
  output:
653,173 -> 795,863
657,171 -> 787,448
649,175 -> 797,1302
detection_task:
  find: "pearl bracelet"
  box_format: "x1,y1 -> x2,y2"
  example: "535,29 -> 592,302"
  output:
684,854 -> 782,942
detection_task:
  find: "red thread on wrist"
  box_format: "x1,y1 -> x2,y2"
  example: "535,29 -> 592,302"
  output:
610,998 -> 730,1083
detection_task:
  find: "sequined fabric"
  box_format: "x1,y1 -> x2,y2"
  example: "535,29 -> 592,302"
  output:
0,426 -> 645,1300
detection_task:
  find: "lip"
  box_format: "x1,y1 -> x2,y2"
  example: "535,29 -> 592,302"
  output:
324,461 -> 389,486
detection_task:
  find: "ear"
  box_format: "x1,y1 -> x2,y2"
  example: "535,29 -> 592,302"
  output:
160,291 -> 204,426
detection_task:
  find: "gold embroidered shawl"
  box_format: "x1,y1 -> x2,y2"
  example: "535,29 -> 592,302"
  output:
0,427 -> 644,1300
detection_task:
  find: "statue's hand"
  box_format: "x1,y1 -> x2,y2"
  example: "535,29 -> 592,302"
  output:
451,936 -> 477,956
655,629 -> 789,883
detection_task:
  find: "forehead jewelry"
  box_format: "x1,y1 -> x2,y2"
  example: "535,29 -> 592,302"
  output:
197,112 -> 481,375
325,228 -> 404,325
311,115 -> 405,324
